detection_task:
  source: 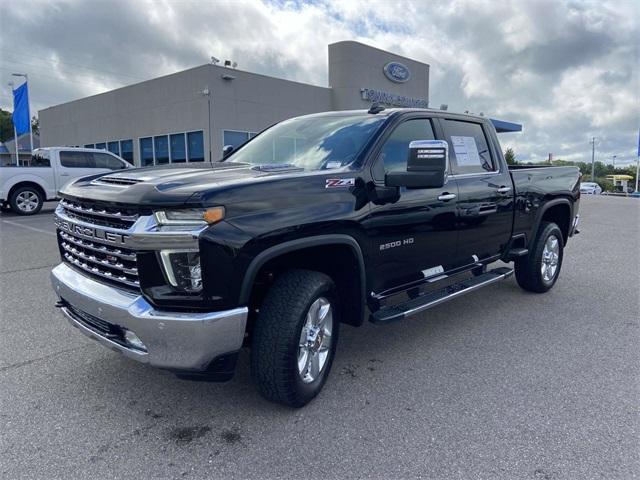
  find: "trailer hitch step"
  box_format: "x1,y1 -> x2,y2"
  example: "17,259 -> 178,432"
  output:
370,267 -> 514,324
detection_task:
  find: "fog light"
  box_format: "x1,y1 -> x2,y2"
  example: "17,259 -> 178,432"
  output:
124,329 -> 147,351
159,250 -> 202,292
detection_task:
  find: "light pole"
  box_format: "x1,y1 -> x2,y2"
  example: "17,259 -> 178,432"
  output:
11,73 -> 34,155
590,137 -> 596,181
7,81 -> 19,165
202,87 -> 212,162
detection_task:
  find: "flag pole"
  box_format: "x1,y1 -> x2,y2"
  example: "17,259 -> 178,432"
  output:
25,74 -> 34,155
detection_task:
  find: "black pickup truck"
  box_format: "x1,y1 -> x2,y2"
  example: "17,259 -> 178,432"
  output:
51,108 -> 580,407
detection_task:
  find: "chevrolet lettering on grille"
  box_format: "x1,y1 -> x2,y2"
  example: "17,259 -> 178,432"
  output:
54,217 -> 128,246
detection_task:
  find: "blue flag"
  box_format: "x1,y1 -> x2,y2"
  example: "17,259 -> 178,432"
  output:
12,82 -> 30,136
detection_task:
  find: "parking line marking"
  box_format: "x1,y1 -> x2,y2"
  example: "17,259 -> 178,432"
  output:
0,219 -> 56,236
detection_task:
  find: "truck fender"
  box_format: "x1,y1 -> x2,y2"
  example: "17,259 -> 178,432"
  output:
530,198 -> 573,245
239,234 -> 367,324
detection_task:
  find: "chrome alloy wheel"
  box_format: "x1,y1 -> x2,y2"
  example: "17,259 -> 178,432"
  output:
541,234 -> 560,282
16,191 -> 39,212
297,297 -> 333,384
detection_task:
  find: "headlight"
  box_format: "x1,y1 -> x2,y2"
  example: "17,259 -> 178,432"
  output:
159,250 -> 202,292
154,207 -> 225,230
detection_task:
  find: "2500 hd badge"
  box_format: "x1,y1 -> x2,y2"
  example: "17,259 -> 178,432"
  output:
50,108 -> 580,407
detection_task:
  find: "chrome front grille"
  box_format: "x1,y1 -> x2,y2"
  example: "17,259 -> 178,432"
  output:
56,201 -> 141,290
60,199 -> 139,229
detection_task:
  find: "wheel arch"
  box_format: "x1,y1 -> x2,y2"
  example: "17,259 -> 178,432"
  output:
532,198 -> 573,245
239,235 -> 367,327
8,181 -> 47,203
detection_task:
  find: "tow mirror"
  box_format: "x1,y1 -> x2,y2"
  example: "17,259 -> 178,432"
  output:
222,145 -> 235,158
385,140 -> 448,188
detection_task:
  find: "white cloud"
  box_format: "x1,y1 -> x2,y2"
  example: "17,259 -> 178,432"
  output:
0,0 -> 638,164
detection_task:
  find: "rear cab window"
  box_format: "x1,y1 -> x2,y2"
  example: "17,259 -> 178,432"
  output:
441,119 -> 496,175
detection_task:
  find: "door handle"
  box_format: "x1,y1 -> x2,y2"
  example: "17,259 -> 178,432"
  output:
437,192 -> 457,201
60,173 -> 70,177
496,186 -> 511,194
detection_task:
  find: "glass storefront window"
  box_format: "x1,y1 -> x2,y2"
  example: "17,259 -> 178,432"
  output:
170,133 -> 186,163
107,141 -> 120,156
154,135 -> 169,164
120,139 -> 133,164
140,137 -> 153,166
187,131 -> 204,162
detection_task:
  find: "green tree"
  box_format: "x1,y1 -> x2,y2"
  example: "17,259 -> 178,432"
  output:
31,116 -> 39,136
0,108 -> 13,142
504,147 -> 517,165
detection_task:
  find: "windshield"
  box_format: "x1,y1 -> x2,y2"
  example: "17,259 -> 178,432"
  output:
225,115 -> 385,170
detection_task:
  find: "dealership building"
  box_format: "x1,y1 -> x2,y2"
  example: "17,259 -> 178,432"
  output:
39,41 -> 434,166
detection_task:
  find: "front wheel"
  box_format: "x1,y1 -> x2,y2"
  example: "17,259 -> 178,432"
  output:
9,186 -> 43,215
515,222 -> 564,293
251,269 -> 339,408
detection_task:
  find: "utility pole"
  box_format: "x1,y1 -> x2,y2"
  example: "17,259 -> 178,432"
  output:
590,137 -> 596,181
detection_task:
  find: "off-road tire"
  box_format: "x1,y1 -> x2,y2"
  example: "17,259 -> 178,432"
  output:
9,186 -> 43,215
251,269 -> 339,408
515,222 -> 563,293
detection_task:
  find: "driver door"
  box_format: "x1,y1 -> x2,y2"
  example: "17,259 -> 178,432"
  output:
364,118 -> 459,295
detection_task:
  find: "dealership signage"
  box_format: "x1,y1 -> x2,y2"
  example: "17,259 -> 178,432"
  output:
383,62 -> 411,83
360,88 -> 428,108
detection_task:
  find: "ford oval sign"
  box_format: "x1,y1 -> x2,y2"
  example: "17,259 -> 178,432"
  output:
383,62 -> 410,83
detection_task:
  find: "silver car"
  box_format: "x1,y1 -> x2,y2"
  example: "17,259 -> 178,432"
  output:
580,182 -> 602,195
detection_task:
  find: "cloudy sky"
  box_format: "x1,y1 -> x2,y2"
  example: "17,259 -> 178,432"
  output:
1,0 -> 638,164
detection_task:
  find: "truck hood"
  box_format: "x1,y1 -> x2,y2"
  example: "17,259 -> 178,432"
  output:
59,162 -> 304,207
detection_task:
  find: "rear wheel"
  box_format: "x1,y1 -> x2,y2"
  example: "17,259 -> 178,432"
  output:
9,186 -> 43,215
515,222 -> 563,293
251,269 -> 339,407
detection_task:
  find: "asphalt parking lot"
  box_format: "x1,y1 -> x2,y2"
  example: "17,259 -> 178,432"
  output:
1,196 -> 638,479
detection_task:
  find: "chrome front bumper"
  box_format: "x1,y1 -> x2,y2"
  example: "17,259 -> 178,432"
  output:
51,263 -> 248,371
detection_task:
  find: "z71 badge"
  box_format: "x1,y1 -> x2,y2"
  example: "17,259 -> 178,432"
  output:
325,178 -> 355,188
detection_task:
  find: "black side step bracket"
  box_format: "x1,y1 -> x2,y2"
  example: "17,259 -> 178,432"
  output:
370,267 -> 513,324
506,247 -> 528,259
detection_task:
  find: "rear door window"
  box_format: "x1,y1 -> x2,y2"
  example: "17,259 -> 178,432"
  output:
60,151 -> 94,168
442,120 -> 495,175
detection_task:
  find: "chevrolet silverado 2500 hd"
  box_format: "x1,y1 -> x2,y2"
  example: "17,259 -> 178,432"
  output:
51,108 -> 580,407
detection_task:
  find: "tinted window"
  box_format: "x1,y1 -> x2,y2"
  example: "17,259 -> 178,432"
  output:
140,137 -> 153,166
379,119 -> 435,173
442,120 -> 494,174
30,151 -> 51,167
187,131 -> 205,162
170,133 -> 186,163
95,143 -> 106,150
93,153 -> 124,170
120,139 -> 133,164
154,136 -> 169,164
223,130 -> 249,150
84,144 -> 94,148
60,151 -> 93,168
107,141 -> 120,155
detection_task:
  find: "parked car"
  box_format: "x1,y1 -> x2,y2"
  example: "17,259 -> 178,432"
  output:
580,182 -> 602,195
0,147 -> 130,215
50,108 -> 581,407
